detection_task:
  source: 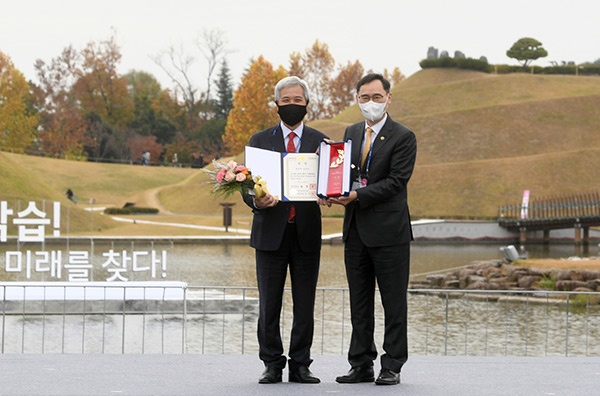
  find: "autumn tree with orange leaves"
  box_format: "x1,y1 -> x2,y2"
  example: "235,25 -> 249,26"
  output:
34,46 -> 88,158
288,40 -> 335,121
383,67 -> 406,87
286,40 -> 403,119
329,60 -> 365,116
223,56 -> 286,154
73,36 -> 135,160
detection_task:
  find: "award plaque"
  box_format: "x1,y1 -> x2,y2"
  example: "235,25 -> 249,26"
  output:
317,139 -> 352,198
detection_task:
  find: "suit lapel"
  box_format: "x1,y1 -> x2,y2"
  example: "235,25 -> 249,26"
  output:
349,124 -> 364,168
300,127 -> 317,153
371,117 -> 392,158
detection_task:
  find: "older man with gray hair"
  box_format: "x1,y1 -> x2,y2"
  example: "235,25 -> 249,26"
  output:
242,76 -> 328,384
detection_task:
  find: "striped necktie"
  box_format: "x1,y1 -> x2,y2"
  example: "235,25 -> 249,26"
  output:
361,127 -> 373,168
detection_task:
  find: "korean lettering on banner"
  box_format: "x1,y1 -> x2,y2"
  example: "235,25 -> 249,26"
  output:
1,200 -> 168,282
1,201 -> 60,243
102,250 -> 168,282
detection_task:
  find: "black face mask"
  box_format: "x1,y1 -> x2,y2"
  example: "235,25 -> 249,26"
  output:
277,104 -> 307,126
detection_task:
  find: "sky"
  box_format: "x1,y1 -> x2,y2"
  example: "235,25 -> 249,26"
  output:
2,0 -> 598,92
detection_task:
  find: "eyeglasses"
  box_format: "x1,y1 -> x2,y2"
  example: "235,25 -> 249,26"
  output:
357,93 -> 388,103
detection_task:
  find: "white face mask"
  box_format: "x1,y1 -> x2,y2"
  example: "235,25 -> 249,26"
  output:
359,100 -> 387,122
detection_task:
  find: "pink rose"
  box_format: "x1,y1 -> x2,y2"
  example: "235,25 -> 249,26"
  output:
235,172 -> 246,182
235,165 -> 246,172
216,169 -> 226,183
224,172 -> 235,182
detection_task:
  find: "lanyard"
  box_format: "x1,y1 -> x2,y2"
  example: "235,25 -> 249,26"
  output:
359,133 -> 374,175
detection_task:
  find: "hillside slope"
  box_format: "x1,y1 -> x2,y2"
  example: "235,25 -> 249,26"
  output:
318,69 -> 600,217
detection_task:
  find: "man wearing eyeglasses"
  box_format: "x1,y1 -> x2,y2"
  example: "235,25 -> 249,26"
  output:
319,73 -> 417,386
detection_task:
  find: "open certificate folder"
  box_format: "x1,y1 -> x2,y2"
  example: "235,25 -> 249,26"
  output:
244,146 -> 319,201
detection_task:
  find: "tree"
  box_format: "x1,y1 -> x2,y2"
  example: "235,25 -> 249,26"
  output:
153,30 -> 230,129
127,134 -> 163,165
72,36 -> 135,160
196,28 -> 229,119
193,118 -> 227,164
125,70 -> 177,145
0,51 -> 38,152
223,56 -> 287,154
506,37 -> 548,69
329,60 -> 364,116
384,67 -> 405,87
213,59 -> 233,119
34,46 -> 87,158
152,44 -> 202,132
74,36 -> 134,128
292,40 -> 335,121
288,52 -> 304,77
164,132 -> 202,168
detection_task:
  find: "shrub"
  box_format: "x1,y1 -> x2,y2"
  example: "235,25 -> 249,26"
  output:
536,273 -> 556,290
419,57 -> 492,73
104,207 -> 159,215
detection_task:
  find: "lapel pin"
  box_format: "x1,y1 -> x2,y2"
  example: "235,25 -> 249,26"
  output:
380,136 -> 385,141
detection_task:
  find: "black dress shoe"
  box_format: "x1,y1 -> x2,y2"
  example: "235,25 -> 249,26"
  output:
375,368 -> 400,385
289,365 -> 320,384
258,366 -> 282,384
335,366 -> 375,383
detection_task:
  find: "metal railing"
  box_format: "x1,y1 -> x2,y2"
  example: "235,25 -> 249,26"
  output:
2,283 -> 599,356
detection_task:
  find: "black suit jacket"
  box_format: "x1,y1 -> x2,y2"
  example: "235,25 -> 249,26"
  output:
342,115 -> 417,247
243,124 -> 328,252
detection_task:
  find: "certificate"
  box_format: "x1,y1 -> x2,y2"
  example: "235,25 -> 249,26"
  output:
283,153 -> 319,201
244,146 -> 319,201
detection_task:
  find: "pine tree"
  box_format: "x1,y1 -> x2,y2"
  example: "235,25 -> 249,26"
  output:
214,59 -> 233,119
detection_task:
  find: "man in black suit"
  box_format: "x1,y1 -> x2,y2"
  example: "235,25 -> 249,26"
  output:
243,76 -> 327,384
319,73 -> 417,386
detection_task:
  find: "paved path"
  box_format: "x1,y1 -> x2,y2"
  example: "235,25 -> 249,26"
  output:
1,354 -> 598,396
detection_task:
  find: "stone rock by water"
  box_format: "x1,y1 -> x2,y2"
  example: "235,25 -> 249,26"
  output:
411,259 -> 600,293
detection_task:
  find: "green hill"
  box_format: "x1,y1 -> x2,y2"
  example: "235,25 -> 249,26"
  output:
2,68 -> 600,234
317,69 -> 600,218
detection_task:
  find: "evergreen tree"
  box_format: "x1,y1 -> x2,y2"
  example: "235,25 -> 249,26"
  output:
214,59 -> 233,119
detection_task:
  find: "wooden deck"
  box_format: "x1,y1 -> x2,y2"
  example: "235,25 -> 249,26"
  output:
498,192 -> 600,244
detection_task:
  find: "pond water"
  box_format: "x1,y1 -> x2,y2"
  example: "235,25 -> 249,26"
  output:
1,241 -> 599,356
1,241 -> 596,286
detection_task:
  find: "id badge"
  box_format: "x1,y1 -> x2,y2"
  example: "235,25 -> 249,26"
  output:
351,180 -> 361,191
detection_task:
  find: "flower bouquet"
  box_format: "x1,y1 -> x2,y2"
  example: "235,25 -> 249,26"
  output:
205,159 -> 269,199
